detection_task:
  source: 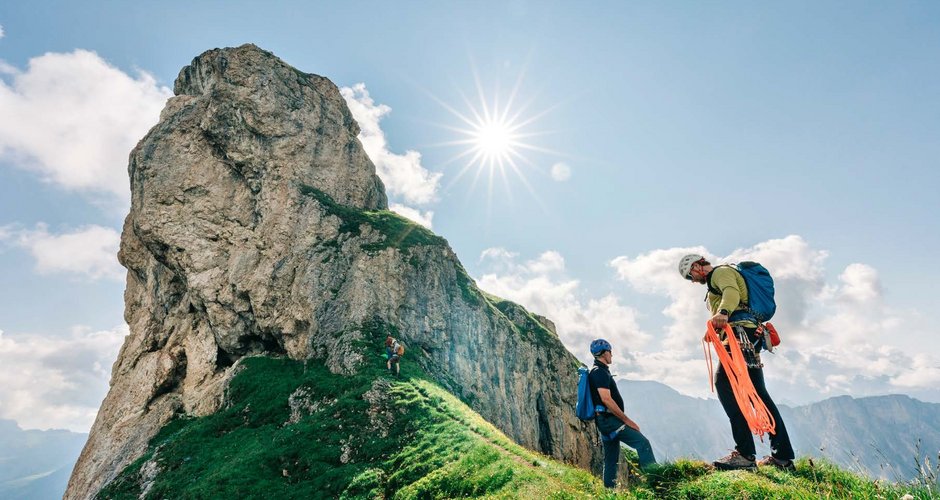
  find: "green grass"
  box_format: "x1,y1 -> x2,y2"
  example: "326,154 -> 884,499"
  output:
299,184 -> 447,253
628,457 -> 936,499
97,322 -> 605,499
453,263 -> 481,306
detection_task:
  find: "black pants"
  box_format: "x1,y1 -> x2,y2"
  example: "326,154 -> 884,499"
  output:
715,363 -> 794,460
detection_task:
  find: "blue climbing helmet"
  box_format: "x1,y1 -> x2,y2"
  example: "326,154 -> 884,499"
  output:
590,338 -> 612,356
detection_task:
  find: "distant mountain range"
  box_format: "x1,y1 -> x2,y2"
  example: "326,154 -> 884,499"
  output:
619,379 -> 940,480
0,419 -> 87,499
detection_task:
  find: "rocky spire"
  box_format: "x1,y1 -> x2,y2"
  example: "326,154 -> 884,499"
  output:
66,45 -> 596,499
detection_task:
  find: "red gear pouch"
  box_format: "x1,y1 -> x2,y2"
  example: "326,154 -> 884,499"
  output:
765,322 -> 781,347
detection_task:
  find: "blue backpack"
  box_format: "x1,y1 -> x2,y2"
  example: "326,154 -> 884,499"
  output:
576,366 -> 597,421
710,261 -> 776,323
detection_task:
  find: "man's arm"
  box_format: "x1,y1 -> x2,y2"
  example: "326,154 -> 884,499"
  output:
597,388 -> 640,432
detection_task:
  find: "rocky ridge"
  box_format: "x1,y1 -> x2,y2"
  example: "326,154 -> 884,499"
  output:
66,44 -> 597,499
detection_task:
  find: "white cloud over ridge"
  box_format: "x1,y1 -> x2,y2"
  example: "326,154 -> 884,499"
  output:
471,236 -> 939,404
341,83 -> 442,219
0,324 -> 127,432
389,203 -> 434,229
476,248 -> 651,367
1,223 -> 123,280
0,50 -> 171,205
610,235 -> 940,403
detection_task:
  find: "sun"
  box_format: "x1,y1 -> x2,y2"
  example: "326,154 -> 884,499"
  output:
446,87 -> 533,178
471,117 -> 519,166
428,68 -> 555,202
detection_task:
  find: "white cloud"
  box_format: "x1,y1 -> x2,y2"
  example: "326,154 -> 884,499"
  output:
890,354 -> 940,388
0,24 -> 5,39
609,244 -> 712,345
480,247 -> 518,263
341,83 -> 442,206
0,50 -> 171,205
550,162 -> 571,181
610,235 -> 940,402
837,263 -> 881,303
0,324 -> 127,432
1,223 -> 123,280
389,203 -> 433,229
476,249 -> 651,367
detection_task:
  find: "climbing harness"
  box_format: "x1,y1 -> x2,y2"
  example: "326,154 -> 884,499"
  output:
703,322 -> 776,439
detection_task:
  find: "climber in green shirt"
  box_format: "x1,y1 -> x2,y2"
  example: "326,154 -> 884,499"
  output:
679,253 -> 796,471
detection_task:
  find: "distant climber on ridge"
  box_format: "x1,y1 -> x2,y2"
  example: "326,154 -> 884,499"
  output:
385,335 -> 404,377
587,338 -> 657,488
679,253 -> 796,471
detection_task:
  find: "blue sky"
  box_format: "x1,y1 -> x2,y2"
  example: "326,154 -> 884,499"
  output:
1,1 -> 938,431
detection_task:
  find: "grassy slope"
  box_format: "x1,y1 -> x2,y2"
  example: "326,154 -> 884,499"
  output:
97,322 -> 603,499
97,322 -> 936,499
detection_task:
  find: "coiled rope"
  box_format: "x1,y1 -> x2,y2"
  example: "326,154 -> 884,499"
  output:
703,322 -> 776,439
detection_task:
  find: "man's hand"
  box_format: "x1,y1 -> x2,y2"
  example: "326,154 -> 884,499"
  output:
599,389 -> 640,432
625,419 -> 641,432
710,312 -> 729,330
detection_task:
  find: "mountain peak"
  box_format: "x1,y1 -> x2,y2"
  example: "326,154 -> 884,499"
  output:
167,43 -> 387,211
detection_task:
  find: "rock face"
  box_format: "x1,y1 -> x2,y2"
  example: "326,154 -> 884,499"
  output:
66,44 -> 597,499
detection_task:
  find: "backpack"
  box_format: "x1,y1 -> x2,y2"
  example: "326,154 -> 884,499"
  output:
708,261 -> 777,323
395,343 -> 405,356
575,366 -> 597,421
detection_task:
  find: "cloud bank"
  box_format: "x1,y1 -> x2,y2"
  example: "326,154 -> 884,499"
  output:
1,224 -> 123,281
610,235 -> 939,402
476,248 -> 650,368
0,50 -> 171,206
0,324 -> 127,432
474,236 -> 939,404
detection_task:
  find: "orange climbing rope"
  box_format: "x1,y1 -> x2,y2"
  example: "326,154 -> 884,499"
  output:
703,322 -> 776,439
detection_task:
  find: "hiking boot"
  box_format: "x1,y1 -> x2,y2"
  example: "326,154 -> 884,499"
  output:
758,455 -> 795,471
713,451 -> 756,470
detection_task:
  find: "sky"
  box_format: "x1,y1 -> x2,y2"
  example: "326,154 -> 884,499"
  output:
0,1 -> 938,433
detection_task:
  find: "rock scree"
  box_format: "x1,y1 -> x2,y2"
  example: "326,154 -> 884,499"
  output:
65,44 -> 598,499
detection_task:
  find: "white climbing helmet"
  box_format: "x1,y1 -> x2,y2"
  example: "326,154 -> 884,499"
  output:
678,253 -> 704,280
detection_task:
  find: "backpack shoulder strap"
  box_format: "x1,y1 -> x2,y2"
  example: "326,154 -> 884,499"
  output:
587,365 -> 599,387
707,264 -> 740,296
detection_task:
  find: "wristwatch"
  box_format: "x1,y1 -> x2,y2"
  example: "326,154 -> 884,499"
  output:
718,309 -> 730,316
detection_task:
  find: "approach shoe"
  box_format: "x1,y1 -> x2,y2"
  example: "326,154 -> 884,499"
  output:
758,455 -> 795,471
713,451 -> 756,471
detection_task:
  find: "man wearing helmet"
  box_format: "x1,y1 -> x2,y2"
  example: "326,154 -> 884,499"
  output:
587,338 -> 657,488
678,254 -> 796,471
